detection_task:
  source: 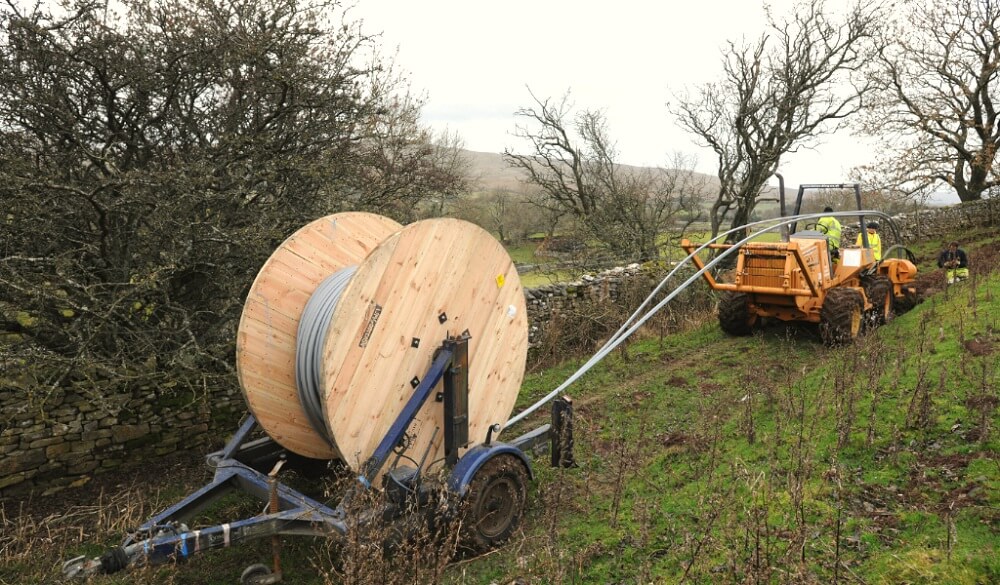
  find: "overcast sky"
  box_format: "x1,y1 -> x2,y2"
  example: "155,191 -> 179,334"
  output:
352,0 -> 881,188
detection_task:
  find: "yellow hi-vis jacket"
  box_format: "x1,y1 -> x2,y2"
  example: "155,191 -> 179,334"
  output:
816,216 -> 842,250
856,231 -> 882,261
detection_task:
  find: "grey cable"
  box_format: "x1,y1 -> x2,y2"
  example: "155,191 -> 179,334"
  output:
505,210 -> 892,430
287,211 -> 898,438
597,209 -> 893,356
295,265 -> 358,445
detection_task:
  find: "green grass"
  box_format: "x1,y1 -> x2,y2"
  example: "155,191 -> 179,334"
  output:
505,240 -> 587,288
677,228 -> 783,245
509,226 -> 720,275
511,225 -> 784,290
505,242 -> 540,265
10,250 -> 998,585
446,271 -> 1000,584
902,225 -> 995,269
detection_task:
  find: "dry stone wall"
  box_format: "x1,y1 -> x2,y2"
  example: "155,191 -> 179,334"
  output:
840,197 -> 999,246
0,374 -> 243,496
524,264 -> 653,346
1,199 -> 996,498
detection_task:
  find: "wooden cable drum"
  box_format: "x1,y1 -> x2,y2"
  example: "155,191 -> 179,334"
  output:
236,212 -> 402,459
321,218 -> 528,470
237,214 -> 529,474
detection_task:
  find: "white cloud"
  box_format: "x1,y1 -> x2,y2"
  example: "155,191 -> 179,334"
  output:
353,0 -> 885,186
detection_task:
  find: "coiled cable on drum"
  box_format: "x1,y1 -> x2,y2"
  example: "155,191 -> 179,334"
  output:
295,265 -> 358,445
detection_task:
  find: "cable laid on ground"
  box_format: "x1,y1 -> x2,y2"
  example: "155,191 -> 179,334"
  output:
295,265 -> 358,445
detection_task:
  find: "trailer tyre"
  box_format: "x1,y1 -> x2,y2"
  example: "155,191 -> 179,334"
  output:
461,454 -> 528,553
240,564 -> 272,585
862,275 -> 893,327
718,292 -> 757,336
820,288 -> 863,345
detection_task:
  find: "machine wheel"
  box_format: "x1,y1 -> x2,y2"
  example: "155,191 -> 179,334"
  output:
718,292 -> 757,336
820,288 -> 863,345
461,454 -> 528,553
862,275 -> 893,327
240,564 -> 272,585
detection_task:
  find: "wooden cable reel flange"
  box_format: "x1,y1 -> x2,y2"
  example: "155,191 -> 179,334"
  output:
237,212 -> 402,459
236,213 -> 528,475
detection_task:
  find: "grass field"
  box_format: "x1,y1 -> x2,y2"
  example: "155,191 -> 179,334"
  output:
3,235 -> 997,585
511,227 -> 786,290
466,269 -> 999,584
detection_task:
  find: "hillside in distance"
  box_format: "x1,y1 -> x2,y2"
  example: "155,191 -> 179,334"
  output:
462,149 -> 729,201
462,149 -> 798,211
462,149 -> 960,207
462,149 -> 531,193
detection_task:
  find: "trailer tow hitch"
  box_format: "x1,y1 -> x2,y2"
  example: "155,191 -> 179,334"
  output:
62,523 -> 190,578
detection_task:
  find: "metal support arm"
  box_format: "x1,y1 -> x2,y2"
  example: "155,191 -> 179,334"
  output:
62,334 -> 498,581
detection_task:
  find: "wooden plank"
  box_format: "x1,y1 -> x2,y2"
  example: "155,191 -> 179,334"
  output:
236,212 -> 401,459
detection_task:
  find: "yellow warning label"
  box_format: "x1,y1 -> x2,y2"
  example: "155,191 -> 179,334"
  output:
495,274 -> 505,288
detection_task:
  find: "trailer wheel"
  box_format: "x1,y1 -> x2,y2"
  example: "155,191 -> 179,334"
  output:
240,563 -> 272,585
718,292 -> 757,336
820,288 -> 863,345
461,454 -> 528,553
862,275 -> 893,327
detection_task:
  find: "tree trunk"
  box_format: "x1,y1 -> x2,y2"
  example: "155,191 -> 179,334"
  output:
727,205 -> 753,244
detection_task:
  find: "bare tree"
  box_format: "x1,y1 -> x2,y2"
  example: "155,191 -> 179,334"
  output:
422,129 -> 473,218
849,164 -> 939,210
671,0 -> 884,240
0,0 -> 464,404
524,185 -> 571,243
447,187 -> 543,245
343,84 -> 472,221
486,188 -> 513,244
505,91 -> 704,262
860,0 -> 999,202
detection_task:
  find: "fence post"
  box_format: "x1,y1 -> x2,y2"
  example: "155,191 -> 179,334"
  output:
551,396 -> 575,468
